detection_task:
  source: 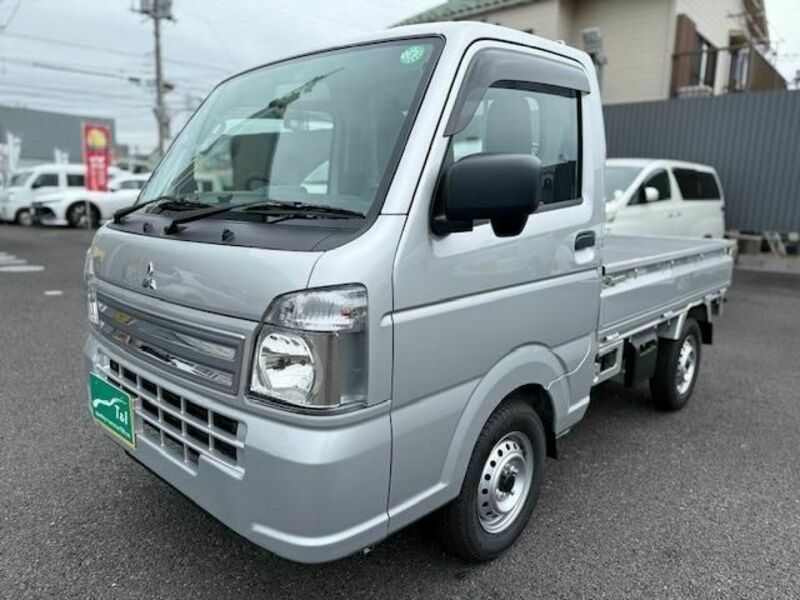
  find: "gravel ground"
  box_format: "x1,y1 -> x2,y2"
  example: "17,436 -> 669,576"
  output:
1,225 -> 799,599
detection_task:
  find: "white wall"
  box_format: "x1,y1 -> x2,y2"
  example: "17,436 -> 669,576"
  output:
566,0 -> 674,104
459,0 -> 562,40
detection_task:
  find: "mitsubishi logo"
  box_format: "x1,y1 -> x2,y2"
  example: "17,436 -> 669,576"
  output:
142,261 -> 157,290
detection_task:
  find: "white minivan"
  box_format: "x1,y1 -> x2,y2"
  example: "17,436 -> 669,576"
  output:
33,172 -> 151,227
1,163 -> 123,226
604,159 -> 726,238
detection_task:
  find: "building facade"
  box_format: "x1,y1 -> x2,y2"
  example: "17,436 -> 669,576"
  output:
400,0 -> 786,104
0,105 -> 117,168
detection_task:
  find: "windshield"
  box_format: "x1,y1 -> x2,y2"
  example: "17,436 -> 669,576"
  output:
8,171 -> 33,187
137,38 -> 441,220
604,165 -> 642,201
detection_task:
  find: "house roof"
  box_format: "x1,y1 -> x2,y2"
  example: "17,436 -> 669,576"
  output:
397,0 -> 537,26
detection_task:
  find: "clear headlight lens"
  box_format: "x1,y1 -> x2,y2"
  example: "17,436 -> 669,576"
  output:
250,284 -> 368,411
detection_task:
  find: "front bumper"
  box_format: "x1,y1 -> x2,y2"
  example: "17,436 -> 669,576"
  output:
0,203 -> 16,222
84,333 -> 392,563
32,202 -> 68,226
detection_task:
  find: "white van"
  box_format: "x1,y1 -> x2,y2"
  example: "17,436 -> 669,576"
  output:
33,172 -> 151,227
604,159 -> 726,238
0,163 -> 122,226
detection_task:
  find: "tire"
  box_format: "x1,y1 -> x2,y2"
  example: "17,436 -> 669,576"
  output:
436,396 -> 546,562
67,202 -> 99,228
15,208 -> 33,227
650,319 -> 702,411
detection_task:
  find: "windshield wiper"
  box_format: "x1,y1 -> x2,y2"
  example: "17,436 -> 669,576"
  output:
113,195 -> 208,224
163,200 -> 364,234
241,201 -> 365,219
163,199 -> 254,234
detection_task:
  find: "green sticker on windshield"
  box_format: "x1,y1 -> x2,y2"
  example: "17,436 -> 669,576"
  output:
400,45 -> 426,65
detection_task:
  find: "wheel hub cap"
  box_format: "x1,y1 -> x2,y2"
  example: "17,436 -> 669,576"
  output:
477,431 -> 534,534
675,337 -> 697,395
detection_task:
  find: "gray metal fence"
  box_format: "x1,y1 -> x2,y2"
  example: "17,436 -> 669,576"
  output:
603,89 -> 800,233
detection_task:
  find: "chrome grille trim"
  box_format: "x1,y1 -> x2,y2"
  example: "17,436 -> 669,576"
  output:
96,292 -> 244,392
98,356 -> 245,474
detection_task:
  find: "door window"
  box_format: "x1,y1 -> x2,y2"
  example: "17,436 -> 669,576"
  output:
118,180 -> 145,190
67,174 -> 85,187
634,170 -> 670,204
31,173 -> 58,188
673,168 -> 721,200
450,82 -> 581,206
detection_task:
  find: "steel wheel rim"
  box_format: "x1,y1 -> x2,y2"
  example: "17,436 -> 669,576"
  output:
675,336 -> 697,395
477,431 -> 534,534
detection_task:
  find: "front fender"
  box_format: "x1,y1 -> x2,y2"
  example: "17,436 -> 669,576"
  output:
387,343 -> 571,533
439,344 -> 569,495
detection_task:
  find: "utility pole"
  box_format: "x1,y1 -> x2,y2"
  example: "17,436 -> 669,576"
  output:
136,0 -> 173,157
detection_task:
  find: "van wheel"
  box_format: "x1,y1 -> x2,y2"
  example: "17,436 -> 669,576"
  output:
67,203 -> 99,228
650,319 -> 702,411
15,208 -> 33,227
436,397 -> 545,562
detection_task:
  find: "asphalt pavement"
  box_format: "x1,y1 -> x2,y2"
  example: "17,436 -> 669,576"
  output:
1,225 -> 799,599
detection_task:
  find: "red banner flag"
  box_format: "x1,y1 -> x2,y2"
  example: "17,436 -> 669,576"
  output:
83,123 -> 111,192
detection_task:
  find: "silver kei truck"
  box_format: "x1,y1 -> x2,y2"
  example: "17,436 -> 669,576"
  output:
84,23 -> 734,563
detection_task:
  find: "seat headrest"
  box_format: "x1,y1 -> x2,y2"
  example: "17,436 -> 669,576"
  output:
484,94 -> 532,155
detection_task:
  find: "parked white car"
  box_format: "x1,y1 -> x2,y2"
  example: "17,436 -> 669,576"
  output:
0,163 -> 91,226
604,159 -> 726,238
33,172 -> 150,227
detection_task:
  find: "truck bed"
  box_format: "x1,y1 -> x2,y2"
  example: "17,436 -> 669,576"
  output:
598,235 -> 734,345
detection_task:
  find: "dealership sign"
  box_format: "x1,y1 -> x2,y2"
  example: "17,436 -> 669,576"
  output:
83,123 -> 111,192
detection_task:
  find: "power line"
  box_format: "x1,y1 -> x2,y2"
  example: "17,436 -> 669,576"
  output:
0,30 -> 233,74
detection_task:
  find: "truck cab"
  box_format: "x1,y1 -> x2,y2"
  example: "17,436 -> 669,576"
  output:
84,23 -> 732,564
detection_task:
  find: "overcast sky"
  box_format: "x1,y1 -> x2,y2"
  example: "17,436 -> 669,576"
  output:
0,0 -> 797,156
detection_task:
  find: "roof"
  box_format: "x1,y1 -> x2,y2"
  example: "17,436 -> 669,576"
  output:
606,158 -> 717,172
397,0 -> 537,25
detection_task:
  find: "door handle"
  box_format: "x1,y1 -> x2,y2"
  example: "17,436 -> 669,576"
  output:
575,231 -> 596,251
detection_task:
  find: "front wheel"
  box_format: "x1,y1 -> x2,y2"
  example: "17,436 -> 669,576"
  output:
15,208 -> 33,226
650,319 -> 702,411
436,397 -> 546,562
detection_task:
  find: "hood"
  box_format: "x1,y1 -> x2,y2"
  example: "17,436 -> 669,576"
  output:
91,225 -> 321,321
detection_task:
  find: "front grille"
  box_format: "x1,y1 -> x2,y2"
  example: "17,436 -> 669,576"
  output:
96,293 -> 244,392
102,357 -> 245,472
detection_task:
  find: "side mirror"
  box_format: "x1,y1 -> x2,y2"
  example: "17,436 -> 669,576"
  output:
432,153 -> 541,237
644,186 -> 659,203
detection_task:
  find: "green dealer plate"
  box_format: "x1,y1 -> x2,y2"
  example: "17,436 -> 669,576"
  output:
89,373 -> 135,448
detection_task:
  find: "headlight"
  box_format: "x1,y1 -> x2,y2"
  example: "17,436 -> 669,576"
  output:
250,284 -> 368,411
84,249 -> 100,327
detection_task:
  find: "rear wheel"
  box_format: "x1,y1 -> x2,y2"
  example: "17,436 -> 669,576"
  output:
650,319 -> 702,411
67,202 -> 99,228
15,208 -> 33,227
436,397 -> 546,562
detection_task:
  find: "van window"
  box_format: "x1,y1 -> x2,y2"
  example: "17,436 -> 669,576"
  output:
451,81 -> 580,206
673,168 -> 721,200
634,170 -> 670,204
117,179 -> 145,190
9,171 -> 33,187
31,173 -> 58,188
604,165 -> 642,202
67,174 -> 85,187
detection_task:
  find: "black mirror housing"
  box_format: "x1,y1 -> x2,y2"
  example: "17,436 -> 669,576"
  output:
433,153 -> 541,237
